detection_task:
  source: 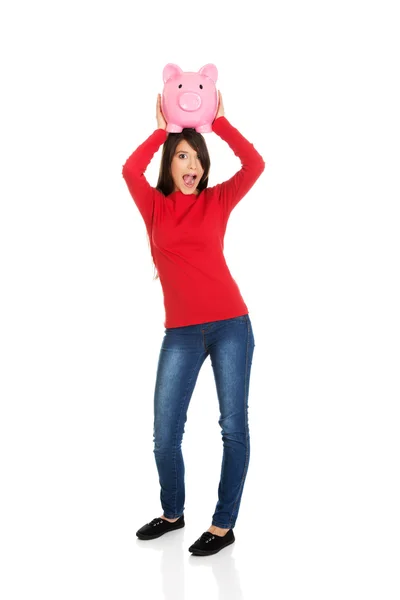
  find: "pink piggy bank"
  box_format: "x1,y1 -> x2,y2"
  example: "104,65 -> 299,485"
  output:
161,63 -> 218,133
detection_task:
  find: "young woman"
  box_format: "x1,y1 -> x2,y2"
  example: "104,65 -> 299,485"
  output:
122,91 -> 265,556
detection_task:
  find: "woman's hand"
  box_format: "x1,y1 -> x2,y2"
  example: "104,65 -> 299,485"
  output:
214,90 -> 225,121
156,94 -> 167,130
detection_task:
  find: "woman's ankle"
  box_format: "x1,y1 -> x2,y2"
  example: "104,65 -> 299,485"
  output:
160,515 -> 179,523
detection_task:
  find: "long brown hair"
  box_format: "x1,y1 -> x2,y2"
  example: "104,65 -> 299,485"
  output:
147,128 -> 211,280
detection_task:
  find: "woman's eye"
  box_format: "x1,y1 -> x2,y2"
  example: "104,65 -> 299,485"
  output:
178,153 -> 199,159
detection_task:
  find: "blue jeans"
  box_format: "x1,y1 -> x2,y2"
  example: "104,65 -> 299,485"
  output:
152,313 -> 255,529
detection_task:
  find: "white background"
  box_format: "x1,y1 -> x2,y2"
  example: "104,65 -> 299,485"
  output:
1,1 -> 399,599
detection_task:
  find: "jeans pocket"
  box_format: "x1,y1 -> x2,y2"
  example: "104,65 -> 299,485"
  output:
228,314 -> 247,323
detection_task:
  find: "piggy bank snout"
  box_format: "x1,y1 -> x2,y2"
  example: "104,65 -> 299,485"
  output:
178,92 -> 201,112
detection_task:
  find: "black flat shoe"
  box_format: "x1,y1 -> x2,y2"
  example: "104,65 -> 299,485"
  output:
188,529 -> 235,555
136,515 -> 185,540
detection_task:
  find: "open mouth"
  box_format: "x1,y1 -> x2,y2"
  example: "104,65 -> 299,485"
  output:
182,174 -> 197,188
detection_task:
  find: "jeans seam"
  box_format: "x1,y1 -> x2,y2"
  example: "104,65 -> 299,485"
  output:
227,315 -> 251,528
202,329 -> 207,352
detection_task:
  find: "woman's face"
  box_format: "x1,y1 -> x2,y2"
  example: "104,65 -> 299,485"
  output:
171,141 -> 205,195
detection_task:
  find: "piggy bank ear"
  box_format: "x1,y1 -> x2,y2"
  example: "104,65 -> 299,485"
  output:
163,63 -> 183,83
198,63 -> 218,83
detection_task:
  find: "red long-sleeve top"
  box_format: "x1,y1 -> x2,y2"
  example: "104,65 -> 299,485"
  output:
122,116 -> 265,328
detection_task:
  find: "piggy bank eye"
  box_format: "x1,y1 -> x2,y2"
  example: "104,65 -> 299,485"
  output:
199,85 -> 203,89
178,84 -> 182,88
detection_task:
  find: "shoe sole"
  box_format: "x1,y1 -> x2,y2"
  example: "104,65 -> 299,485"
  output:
189,538 -> 235,555
136,522 -> 185,540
